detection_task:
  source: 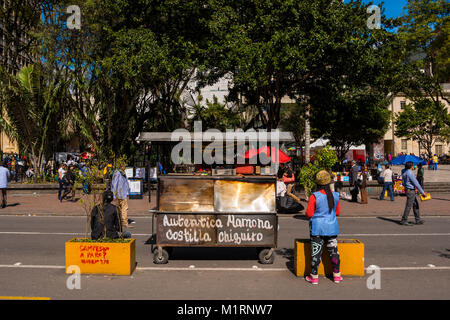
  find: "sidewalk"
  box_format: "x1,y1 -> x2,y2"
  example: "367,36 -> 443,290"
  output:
1,191 -> 449,217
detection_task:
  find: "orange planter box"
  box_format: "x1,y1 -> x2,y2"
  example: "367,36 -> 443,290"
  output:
294,238 -> 364,277
65,238 -> 136,275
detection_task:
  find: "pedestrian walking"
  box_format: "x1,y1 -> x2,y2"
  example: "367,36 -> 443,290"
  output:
359,167 -> 368,204
103,162 -> 113,190
80,162 -> 91,194
428,157 -> 433,170
61,164 -> 76,202
400,161 -> 427,225
111,163 -> 131,229
304,170 -> 342,285
0,161 -> 11,208
349,160 -> 359,202
432,154 -> 438,170
416,163 -> 424,188
379,165 -> 395,201
57,163 -> 66,201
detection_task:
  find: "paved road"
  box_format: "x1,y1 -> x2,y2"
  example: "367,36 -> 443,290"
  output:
0,215 -> 449,300
2,192 -> 450,217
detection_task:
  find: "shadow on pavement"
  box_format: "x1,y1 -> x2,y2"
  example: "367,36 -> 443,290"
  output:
292,215 -> 309,221
433,249 -> 450,259
377,216 -> 403,225
6,203 -> 20,207
147,247 -> 260,261
431,197 -> 450,202
275,248 -> 296,275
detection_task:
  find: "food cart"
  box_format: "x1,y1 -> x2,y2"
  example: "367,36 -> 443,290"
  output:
137,131 -> 296,264
150,174 -> 278,264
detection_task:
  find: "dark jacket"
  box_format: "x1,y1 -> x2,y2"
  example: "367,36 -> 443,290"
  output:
349,165 -> 359,186
90,203 -> 122,240
64,169 -> 76,185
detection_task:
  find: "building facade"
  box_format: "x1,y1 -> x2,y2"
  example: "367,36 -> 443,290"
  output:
0,0 -> 37,154
383,84 -> 450,157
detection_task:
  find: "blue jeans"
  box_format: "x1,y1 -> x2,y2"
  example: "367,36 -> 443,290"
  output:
122,231 -> 132,238
58,181 -> 64,200
380,182 -> 394,200
434,163 -> 438,170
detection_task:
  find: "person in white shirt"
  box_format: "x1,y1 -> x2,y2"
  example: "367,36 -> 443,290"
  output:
277,178 -> 287,197
58,163 -> 67,201
379,165 -> 394,201
0,161 -> 11,208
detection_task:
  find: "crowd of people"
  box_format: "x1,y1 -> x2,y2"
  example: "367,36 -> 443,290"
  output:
0,154 -> 34,182
0,152 -> 134,239
54,155 -> 135,239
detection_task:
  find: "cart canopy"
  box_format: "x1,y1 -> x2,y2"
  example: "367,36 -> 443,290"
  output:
245,146 -> 291,163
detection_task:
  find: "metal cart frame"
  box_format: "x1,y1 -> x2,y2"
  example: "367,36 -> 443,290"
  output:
150,175 -> 278,264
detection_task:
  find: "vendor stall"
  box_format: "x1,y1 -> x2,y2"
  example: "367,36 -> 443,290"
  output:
137,131 -> 296,264
151,174 -> 277,264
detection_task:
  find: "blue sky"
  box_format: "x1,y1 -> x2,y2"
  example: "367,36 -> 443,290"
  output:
345,0 -> 409,18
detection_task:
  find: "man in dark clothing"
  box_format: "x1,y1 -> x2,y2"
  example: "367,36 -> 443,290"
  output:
349,160 -> 359,202
416,163 -> 424,188
91,190 -> 131,240
61,164 -> 76,201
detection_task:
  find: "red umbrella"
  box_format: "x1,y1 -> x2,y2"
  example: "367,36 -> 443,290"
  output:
244,146 -> 291,163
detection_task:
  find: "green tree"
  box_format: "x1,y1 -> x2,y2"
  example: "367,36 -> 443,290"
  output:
45,0 -> 217,157
397,0 -> 450,106
299,146 -> 337,197
189,95 -> 240,131
394,99 -> 450,157
207,0 -> 400,136
0,64 -> 67,172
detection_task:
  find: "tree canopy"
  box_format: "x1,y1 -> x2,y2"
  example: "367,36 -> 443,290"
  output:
1,0 -> 448,170
395,98 -> 450,157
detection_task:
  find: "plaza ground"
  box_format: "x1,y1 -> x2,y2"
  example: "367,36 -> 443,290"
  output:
0,213 -> 448,299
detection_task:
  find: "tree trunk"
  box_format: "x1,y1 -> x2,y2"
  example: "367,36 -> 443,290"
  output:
305,105 -> 311,164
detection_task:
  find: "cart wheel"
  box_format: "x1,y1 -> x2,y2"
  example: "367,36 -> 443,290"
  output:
153,248 -> 169,264
258,248 -> 275,264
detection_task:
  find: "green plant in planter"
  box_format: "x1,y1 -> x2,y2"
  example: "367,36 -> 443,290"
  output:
77,156 -> 129,241
315,146 -> 338,170
299,146 -> 338,197
77,163 -> 105,238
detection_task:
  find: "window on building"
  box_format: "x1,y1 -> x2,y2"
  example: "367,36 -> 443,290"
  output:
401,139 -> 408,150
436,145 -> 443,156
400,101 -> 406,110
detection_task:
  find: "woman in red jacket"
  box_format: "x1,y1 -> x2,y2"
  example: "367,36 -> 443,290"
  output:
304,170 -> 343,285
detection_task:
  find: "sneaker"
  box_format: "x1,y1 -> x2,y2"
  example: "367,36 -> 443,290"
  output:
415,220 -> 425,225
128,219 -> 135,224
333,276 -> 343,283
305,275 -> 319,285
399,220 -> 413,226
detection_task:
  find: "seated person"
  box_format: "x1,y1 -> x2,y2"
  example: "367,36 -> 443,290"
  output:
276,176 -> 303,213
91,190 -> 131,240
